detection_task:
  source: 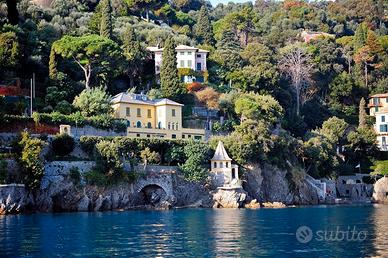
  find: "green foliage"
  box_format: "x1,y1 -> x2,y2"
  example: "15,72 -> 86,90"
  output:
371,160 -> 388,176
84,169 -> 108,186
195,6 -> 214,45
319,116 -> 349,144
100,0 -> 113,39
164,145 -> 185,165
0,31 -> 20,71
235,93 -> 283,125
51,134 -> 75,156
18,132 -> 45,190
73,87 -> 113,117
0,159 -> 7,184
69,167 -> 81,186
179,140 -> 210,182
140,147 -> 160,167
160,37 -> 184,99
95,140 -> 123,176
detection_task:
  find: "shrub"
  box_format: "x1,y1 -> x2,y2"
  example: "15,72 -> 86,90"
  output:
73,87 -> 113,117
69,167 -> 81,185
0,159 -> 7,184
179,140 -> 211,182
51,134 -> 75,156
95,140 -> 123,176
187,82 -> 204,92
18,132 -> 45,190
84,169 -> 107,186
140,147 -> 160,168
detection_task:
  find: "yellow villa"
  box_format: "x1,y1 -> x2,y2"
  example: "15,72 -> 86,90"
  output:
111,92 -> 206,140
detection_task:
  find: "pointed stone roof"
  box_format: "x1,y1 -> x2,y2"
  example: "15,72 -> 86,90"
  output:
211,141 -> 232,161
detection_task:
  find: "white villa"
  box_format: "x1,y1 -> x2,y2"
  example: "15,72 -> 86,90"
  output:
210,141 -> 241,189
369,93 -> 388,151
147,45 -> 209,83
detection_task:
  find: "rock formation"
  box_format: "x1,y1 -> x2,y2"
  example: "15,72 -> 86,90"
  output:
373,177 -> 388,204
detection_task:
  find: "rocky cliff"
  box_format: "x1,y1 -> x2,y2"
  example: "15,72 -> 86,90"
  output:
0,162 -> 319,214
373,177 -> 388,204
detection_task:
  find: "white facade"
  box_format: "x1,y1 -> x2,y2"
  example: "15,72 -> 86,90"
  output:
374,110 -> 388,151
147,45 -> 208,83
210,141 -> 241,189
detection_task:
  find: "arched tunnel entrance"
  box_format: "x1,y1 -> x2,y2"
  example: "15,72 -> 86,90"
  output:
137,184 -> 168,207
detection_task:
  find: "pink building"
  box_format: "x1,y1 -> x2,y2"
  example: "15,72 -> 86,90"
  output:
147,45 -> 209,83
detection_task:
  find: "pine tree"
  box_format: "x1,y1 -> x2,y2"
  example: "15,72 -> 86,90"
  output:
195,6 -> 214,45
100,0 -> 113,39
354,23 -> 368,50
122,26 -> 144,87
160,38 -> 182,99
359,97 -> 367,128
366,30 -> 384,56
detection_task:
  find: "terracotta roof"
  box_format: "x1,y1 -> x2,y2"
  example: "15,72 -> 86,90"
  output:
370,93 -> 388,98
111,92 -> 183,106
211,141 -> 232,161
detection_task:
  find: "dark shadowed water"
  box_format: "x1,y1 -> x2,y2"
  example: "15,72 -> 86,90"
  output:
0,205 -> 387,257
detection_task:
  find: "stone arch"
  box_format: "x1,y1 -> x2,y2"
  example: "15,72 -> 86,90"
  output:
137,121 -> 142,128
138,184 -> 168,206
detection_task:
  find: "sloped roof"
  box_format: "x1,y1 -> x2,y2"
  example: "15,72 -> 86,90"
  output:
146,44 -> 209,53
111,92 -> 184,106
370,93 -> 388,98
211,141 -> 232,161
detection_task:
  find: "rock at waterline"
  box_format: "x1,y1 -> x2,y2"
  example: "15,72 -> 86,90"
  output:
373,177 -> 388,204
212,188 -> 248,208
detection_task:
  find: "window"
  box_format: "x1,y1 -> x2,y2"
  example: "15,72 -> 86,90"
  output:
147,122 -> 152,128
158,122 -> 162,129
385,98 -> 388,103
180,51 -> 185,56
156,65 -> 160,72
188,135 -> 191,138
175,123 -> 178,130
182,135 -> 185,139
197,54 -> 201,58
196,62 -> 202,71
126,107 -> 130,117
172,109 -> 176,117
187,60 -> 192,68
147,109 -> 152,118
214,162 -> 217,168
136,121 -> 142,128
172,123 -> 175,130
137,108 -> 141,117
147,134 -> 150,138
136,134 -> 140,137
180,60 -> 184,67
382,116 -> 385,122
375,107 -> 379,112
187,51 -> 192,55
383,137 -> 386,145
226,162 -> 229,168
380,125 -> 388,132
168,122 -> 171,130
172,134 -> 176,139
194,136 -> 201,140
220,162 -> 223,168
373,98 -> 380,105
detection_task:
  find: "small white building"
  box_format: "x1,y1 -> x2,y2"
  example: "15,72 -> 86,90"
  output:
147,45 -> 208,83
210,141 -> 241,189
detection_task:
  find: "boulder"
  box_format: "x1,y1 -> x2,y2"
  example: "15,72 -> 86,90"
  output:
244,199 -> 261,209
212,188 -> 248,208
373,177 -> 388,204
0,184 -> 32,215
262,202 -> 286,208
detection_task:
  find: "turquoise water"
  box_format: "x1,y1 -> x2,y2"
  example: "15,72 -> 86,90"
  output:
1,205 -> 387,257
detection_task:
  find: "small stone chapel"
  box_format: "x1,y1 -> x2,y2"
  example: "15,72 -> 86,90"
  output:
210,141 -> 241,189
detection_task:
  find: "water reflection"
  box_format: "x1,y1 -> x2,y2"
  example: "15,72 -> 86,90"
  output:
371,204 -> 388,257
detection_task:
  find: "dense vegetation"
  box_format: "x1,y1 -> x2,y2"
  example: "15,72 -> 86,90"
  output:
0,0 -> 387,179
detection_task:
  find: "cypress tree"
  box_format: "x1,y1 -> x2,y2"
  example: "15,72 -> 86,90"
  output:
354,23 -> 368,50
100,0 -> 113,39
359,97 -> 367,128
195,6 -> 214,45
122,26 -> 144,87
160,38 -> 182,99
49,48 -> 57,80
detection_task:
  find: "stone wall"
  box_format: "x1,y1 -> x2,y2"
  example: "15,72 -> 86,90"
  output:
64,126 -> 126,139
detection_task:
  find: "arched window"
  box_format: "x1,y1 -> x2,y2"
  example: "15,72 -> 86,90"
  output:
176,123 -> 179,130
226,162 -> 229,168
172,123 -> 175,130
147,122 -> 152,128
214,162 -> 217,168
168,122 -> 171,130
158,122 -> 162,129
136,121 -> 142,128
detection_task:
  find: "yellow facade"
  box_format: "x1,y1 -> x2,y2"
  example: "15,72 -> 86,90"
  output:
369,93 -> 388,116
112,93 -> 206,140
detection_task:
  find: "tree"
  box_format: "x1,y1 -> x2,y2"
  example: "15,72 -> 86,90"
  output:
195,87 -> 220,110
95,140 -> 122,176
0,32 -> 20,71
279,45 -> 314,116
234,93 -> 283,125
140,147 -> 160,170
179,141 -> 210,182
18,132 -> 45,190
354,22 -> 369,50
355,46 -> 374,88
319,116 -> 349,146
358,97 -> 367,128
124,0 -> 167,21
160,37 -> 183,99
73,87 -> 113,117
100,0 -> 113,39
50,35 -> 122,89
51,134 -> 75,156
5,0 -> 19,25
121,26 -> 145,87
195,6 -> 214,45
